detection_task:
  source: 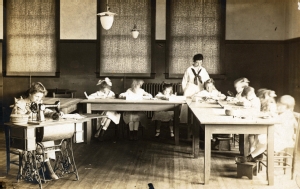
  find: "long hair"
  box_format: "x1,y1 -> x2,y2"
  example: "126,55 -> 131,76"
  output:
257,88 -> 277,112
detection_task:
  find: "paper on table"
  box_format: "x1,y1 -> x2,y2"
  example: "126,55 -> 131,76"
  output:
62,113 -> 86,119
169,96 -> 186,101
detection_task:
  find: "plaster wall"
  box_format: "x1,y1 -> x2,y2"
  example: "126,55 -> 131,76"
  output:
226,0 -> 286,40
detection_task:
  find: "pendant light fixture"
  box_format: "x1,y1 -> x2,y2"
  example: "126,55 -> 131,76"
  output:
97,0 -> 117,30
131,24 -> 139,39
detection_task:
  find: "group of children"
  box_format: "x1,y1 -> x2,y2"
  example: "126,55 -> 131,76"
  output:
87,78 -> 176,141
232,77 -> 298,163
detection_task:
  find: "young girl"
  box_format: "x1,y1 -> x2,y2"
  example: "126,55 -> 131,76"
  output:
152,83 -> 175,138
257,88 -> 277,117
234,77 -> 250,102
240,86 -> 261,110
87,78 -> 121,141
10,82 -> 64,180
192,78 -> 225,101
119,79 -> 152,140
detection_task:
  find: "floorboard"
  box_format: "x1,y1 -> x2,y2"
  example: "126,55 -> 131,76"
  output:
1,127 -> 300,189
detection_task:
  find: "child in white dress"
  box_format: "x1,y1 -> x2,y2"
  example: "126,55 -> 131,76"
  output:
192,78 -> 225,101
87,78 -> 121,141
119,79 -> 152,140
152,83 -> 175,138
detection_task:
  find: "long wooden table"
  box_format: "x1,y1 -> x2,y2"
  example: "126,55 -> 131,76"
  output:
189,101 -> 280,185
43,97 -> 83,114
78,98 -> 185,145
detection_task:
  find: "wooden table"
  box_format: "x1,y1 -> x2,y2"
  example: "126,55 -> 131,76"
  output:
43,98 -> 83,114
78,99 -> 185,145
189,101 -> 280,185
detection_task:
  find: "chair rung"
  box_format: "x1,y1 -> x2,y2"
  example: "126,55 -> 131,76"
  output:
274,165 -> 291,168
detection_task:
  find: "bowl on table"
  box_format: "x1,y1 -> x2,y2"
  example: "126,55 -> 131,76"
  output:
224,108 -> 240,117
10,114 -> 29,124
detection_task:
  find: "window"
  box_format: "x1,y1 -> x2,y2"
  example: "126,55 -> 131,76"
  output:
4,0 -> 58,76
166,0 -> 222,78
97,0 -> 154,78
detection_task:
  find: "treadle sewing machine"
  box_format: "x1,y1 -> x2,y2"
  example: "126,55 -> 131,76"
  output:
5,114 -> 105,189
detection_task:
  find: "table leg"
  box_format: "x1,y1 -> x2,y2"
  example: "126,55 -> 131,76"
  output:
193,114 -> 199,158
5,125 -> 10,174
187,107 -> 192,140
174,105 -> 180,145
204,126 -> 212,184
267,125 -> 274,185
80,103 -> 92,144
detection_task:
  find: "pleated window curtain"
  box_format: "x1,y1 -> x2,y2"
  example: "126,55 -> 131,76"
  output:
98,0 -> 152,77
167,0 -> 221,78
5,0 -> 57,76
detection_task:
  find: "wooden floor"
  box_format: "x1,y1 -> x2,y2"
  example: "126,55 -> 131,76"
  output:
1,126 -> 300,189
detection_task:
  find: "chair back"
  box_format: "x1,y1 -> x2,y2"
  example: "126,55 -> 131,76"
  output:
52,92 -> 73,98
293,112 -> 300,151
292,112 -> 300,179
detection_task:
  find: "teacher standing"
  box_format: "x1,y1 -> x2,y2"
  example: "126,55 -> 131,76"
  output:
180,54 -> 210,123
182,53 -> 210,97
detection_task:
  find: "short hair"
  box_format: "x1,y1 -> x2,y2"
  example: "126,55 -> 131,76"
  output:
193,54 -> 203,62
234,77 -> 250,86
204,78 -> 215,90
241,86 -> 254,97
28,82 -> 48,96
131,79 -> 144,89
278,95 -> 295,110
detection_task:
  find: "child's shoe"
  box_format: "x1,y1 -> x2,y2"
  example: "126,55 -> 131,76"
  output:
170,131 -> 174,138
235,156 -> 248,163
155,132 -> 160,138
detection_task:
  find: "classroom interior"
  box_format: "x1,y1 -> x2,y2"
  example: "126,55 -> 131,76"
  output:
1,0 -> 300,188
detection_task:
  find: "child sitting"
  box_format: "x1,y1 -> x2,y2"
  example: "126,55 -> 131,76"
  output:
11,82 -> 64,180
257,88 -> 277,117
152,83 -> 175,138
88,78 -> 121,141
233,77 -> 250,102
119,79 -> 152,140
240,86 -> 261,111
192,78 -> 225,101
274,95 -> 297,153
236,95 -> 297,163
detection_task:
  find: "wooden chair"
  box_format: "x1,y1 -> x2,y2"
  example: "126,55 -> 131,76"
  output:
52,92 -> 73,98
258,112 -> 300,179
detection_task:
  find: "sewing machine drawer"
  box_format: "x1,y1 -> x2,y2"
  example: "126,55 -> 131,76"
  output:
10,127 -> 36,151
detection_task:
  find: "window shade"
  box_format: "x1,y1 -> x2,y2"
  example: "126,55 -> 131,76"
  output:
5,0 -> 57,76
167,0 -> 221,78
98,0 -> 152,77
